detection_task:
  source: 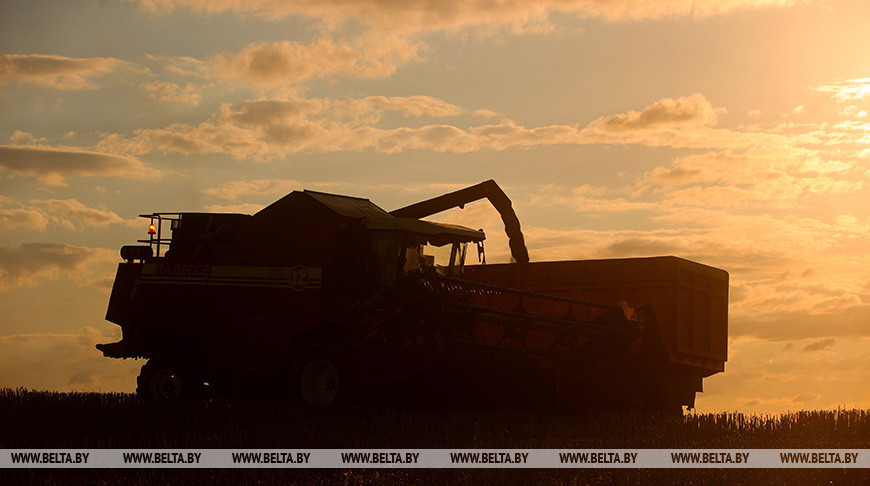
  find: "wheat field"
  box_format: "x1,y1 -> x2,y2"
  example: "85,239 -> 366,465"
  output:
2,388 -> 869,485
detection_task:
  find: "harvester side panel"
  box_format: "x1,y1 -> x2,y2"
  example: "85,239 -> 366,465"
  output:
108,258 -> 325,375
195,263 -> 324,373
462,256 -> 728,376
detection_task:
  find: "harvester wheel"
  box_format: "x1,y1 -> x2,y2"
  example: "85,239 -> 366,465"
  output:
300,358 -> 340,406
149,369 -> 184,400
137,359 -> 194,401
290,345 -> 345,406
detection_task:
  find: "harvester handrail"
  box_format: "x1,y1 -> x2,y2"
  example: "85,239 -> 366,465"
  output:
136,212 -> 183,258
443,277 -> 619,311
447,301 -> 637,336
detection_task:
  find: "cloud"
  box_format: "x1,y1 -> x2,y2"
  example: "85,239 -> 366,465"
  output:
0,208 -> 48,232
0,243 -> 117,292
99,92 -> 808,160
220,98 -> 323,126
202,203 -> 264,214
0,326 -> 140,392
816,77 -> 870,103
202,179 -> 302,200
0,54 -> 123,90
510,163 -> 870,343
213,36 -> 422,88
529,183 -> 660,214
696,336 -> 870,413
135,0 -> 799,33
634,149 -> 862,209
26,199 -> 129,231
98,93 -> 473,159
202,180 -> 478,213
0,145 -> 162,186
599,237 -> 681,257
9,130 -> 45,144
588,93 -> 721,132
803,338 -> 835,352
791,392 -> 822,403
140,81 -> 203,105
334,95 -> 464,120
143,53 -> 210,78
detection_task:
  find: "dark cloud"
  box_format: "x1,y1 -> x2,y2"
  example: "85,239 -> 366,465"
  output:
0,54 -> 122,90
791,392 -> 821,403
599,238 -> 681,257
221,99 -> 322,126
67,370 -> 95,385
803,338 -> 835,352
0,145 -> 161,186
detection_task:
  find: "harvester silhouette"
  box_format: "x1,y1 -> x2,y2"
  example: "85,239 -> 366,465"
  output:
98,180 -> 728,411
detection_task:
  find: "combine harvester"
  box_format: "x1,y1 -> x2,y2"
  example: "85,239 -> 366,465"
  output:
98,181 -> 728,411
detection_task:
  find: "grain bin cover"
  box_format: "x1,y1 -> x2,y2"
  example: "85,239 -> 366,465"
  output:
254,190 -> 393,221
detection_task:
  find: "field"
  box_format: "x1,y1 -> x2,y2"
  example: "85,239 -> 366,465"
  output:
2,388 -> 870,485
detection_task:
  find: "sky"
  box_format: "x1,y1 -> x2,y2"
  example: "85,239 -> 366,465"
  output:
1,0 -> 869,414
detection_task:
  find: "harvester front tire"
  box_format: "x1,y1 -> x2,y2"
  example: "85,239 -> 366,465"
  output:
291,345 -> 346,406
300,358 -> 340,406
149,369 -> 184,400
137,359 -> 195,401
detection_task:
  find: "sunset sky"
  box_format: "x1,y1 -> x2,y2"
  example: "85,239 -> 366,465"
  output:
2,0 -> 870,414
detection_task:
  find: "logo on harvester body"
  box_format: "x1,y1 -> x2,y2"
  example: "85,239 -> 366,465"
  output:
289,265 -> 309,291
139,264 -> 321,290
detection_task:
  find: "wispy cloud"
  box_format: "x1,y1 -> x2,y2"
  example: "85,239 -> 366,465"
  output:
816,77 -> 870,119
816,77 -> 870,103
140,81 -> 204,105
134,0 -> 800,33
697,336 -> 870,413
0,54 -> 123,90
0,145 -> 162,186
201,203 -> 264,214
202,179 -> 303,200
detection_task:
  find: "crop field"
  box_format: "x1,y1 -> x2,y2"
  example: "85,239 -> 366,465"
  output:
2,388 -> 870,485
